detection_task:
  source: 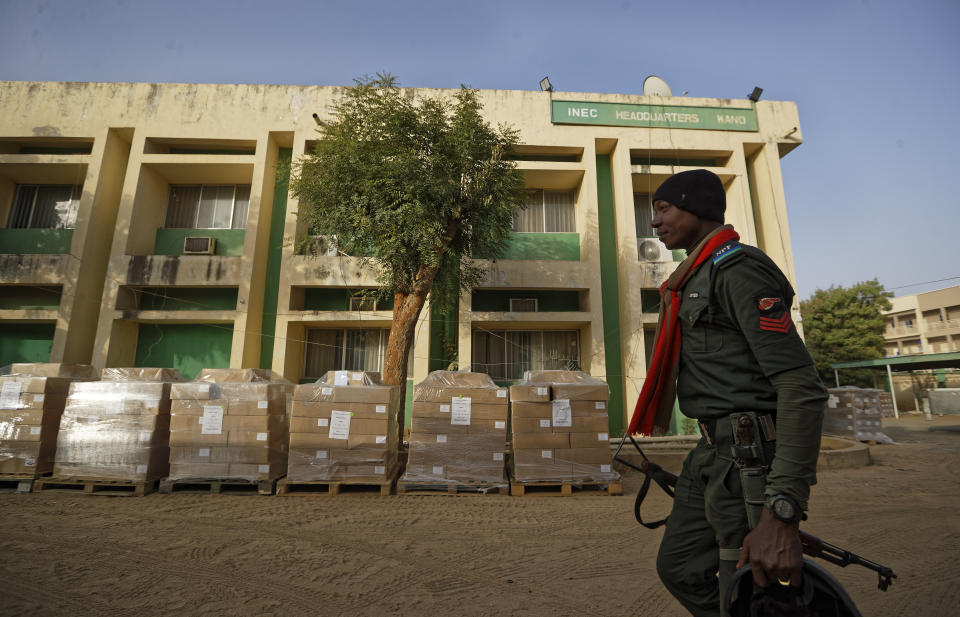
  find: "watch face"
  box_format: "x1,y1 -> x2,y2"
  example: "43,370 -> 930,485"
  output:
773,497 -> 796,521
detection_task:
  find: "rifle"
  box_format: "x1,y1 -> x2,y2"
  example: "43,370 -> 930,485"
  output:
614,434 -> 897,592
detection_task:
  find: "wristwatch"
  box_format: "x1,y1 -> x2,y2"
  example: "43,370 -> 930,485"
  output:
766,494 -> 802,523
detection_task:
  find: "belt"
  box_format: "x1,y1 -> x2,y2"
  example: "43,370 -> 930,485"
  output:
697,414 -> 776,445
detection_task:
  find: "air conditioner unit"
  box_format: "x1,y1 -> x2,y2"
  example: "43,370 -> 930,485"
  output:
509,298 -> 538,312
183,236 -> 216,255
637,238 -> 672,262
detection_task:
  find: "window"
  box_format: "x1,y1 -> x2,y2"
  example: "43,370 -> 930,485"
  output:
7,184 -> 82,229
349,295 -> 377,311
512,190 -> 575,232
471,330 -> 579,380
509,298 -> 537,312
304,328 -> 413,379
164,184 -> 250,229
634,193 -> 654,237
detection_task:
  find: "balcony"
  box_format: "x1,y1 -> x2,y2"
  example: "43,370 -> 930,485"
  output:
112,254 -> 243,287
927,319 -> 960,333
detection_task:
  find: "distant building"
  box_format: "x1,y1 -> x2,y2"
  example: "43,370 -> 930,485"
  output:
883,286 -> 960,356
0,80 -> 805,433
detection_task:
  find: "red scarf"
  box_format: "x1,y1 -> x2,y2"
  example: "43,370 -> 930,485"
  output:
627,226 -> 740,435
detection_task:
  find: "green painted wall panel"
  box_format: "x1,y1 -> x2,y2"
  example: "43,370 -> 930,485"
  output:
260,147 -> 291,370
476,232 -> 579,261
0,286 -> 61,310
153,229 -> 246,256
471,290 -> 580,312
139,287 -> 238,311
0,323 -> 54,366
0,229 -> 73,254
134,323 -> 233,380
595,155 -> 625,436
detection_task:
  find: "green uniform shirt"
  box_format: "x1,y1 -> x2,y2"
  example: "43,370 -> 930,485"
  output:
676,242 -> 815,419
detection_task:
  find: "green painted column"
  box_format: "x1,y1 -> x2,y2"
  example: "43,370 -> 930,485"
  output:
594,155 -> 625,436
260,148 -> 291,370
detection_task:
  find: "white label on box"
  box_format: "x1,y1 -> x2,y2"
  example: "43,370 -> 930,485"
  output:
317,418 -> 329,427
495,421 -> 505,429
600,464 -> 612,473
201,405 -> 224,434
432,465 -> 444,475
539,419 -> 551,428
256,432 -> 268,441
537,387 -> 549,396
436,434 -> 447,443
105,401 -> 123,415
541,450 -> 553,459
439,404 -> 450,413
198,417 -> 203,424
595,401 -> 606,410
258,400 -> 269,409
493,452 -> 504,461
0,382 -> 22,409
376,405 -> 387,414
34,394 -> 45,403
328,410 -> 351,440
497,389 -> 507,398
258,464 -> 270,473
374,465 -> 385,474
451,397 -> 472,426
139,431 -> 152,442
321,387 -> 333,396
598,432 -> 609,441
376,435 -> 386,444
29,426 -> 42,435
136,464 -> 148,474
315,450 -> 328,459
198,384 -> 211,394
351,372 -> 362,381
552,399 -> 572,428
827,394 -> 839,409
24,457 -> 36,467
334,370 -> 349,386
198,448 -> 210,457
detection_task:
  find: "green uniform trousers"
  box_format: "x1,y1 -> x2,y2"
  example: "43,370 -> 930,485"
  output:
656,437 -> 749,617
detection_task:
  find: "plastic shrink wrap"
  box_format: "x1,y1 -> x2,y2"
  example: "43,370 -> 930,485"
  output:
288,371 -> 401,482
0,363 -> 98,476
53,368 -> 182,480
401,371 -> 509,487
510,370 -> 618,483
168,368 -> 292,482
824,387 -> 894,443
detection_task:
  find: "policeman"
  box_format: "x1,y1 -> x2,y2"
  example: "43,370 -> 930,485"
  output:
647,169 -> 828,617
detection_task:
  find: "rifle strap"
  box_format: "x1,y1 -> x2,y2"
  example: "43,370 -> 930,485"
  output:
634,459 -> 675,529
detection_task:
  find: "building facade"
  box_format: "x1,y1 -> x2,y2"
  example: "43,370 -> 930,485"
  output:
0,81 -> 805,434
883,286 -> 960,356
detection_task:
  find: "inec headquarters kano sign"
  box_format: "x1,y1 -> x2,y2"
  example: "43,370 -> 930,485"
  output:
551,100 -> 758,132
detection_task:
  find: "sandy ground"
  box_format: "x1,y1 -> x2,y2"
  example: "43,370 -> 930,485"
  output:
1,415 -> 957,617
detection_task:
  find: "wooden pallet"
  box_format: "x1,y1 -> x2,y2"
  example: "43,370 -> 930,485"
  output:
277,477 -> 396,496
157,477 -> 277,496
0,474 -> 42,493
396,481 -> 509,495
509,478 -> 623,497
33,476 -> 159,497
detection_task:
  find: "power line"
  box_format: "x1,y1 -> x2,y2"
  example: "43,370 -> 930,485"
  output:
885,276 -> 960,292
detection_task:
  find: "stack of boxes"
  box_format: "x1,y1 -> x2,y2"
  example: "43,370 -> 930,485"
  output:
168,369 -> 291,482
0,363 -> 98,476
510,370 -> 617,483
401,371 -> 509,488
824,387 -> 892,443
53,368 -> 178,481
288,371 -> 401,483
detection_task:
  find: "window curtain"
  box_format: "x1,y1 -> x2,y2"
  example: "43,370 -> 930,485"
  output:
472,330 -> 507,380
304,329 -> 344,378
513,190 -> 544,232
541,330 -> 579,370
231,185 -> 250,229
7,185 -> 37,228
164,185 -> 202,228
543,190 -> 575,232
344,329 -> 383,372
8,185 -> 80,229
634,193 -> 653,237
506,331 -> 533,380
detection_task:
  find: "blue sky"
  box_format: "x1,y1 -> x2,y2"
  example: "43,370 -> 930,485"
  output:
2,0 -> 958,299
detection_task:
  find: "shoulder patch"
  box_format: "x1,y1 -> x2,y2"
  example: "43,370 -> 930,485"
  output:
712,241 -> 744,268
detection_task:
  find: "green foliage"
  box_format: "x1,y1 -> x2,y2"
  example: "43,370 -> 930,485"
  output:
799,279 -> 893,387
289,74 -> 527,298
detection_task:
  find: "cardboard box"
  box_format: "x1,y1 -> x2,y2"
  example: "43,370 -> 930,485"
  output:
290,400 -> 391,419
290,416 -> 388,435
170,414 -> 282,432
555,447 -> 611,465
170,398 -> 283,416
100,367 -> 181,382
570,416 -> 610,432
412,417 -> 506,434
288,462 -> 394,482
509,384 -> 551,402
513,432 -> 571,449
512,417 -> 556,433
412,401 -> 507,422
4,363 -> 98,379
171,445 -> 280,464
196,368 -> 275,382
569,431 -> 610,448
293,383 -> 395,404
289,432 -> 387,449
170,382 -> 288,401
409,432 -> 505,453
169,462 -> 230,478
510,402 -> 553,418
315,370 -> 382,386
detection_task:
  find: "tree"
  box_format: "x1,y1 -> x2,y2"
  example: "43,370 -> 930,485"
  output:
290,74 -> 527,410
799,279 -> 893,387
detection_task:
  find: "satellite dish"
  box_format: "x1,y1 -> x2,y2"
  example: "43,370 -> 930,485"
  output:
643,75 -> 673,97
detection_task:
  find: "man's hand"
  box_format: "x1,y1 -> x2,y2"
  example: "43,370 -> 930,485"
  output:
736,506 -> 803,587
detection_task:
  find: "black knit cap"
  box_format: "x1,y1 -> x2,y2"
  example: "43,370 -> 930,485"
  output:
652,169 -> 725,223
